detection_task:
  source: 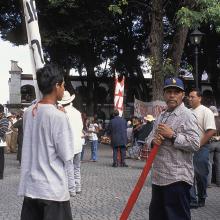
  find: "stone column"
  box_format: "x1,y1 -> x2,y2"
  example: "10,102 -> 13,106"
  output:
9,60 -> 22,104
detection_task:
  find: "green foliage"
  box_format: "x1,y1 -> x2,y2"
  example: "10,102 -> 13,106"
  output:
163,58 -> 178,77
108,0 -> 128,14
177,0 -> 220,31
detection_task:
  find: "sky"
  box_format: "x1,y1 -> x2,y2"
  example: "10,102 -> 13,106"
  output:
0,38 -> 32,104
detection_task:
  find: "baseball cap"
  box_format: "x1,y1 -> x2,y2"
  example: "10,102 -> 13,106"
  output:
164,77 -> 184,91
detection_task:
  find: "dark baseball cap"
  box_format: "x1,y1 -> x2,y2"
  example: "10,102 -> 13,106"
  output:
164,77 -> 184,91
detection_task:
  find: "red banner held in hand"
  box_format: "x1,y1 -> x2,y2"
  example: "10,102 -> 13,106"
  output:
119,144 -> 160,220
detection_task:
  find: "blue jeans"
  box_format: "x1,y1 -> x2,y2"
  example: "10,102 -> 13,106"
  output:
90,140 -> 98,161
113,145 -> 126,164
190,145 -> 210,204
81,145 -> 85,161
208,141 -> 220,185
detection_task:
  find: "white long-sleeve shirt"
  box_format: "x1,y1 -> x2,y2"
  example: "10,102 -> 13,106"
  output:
64,104 -> 83,154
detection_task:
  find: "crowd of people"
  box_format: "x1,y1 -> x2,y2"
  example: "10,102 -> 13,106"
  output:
0,64 -> 220,220
0,106 -> 24,178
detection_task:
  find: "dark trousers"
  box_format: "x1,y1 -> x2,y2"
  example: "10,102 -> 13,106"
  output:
0,148 -> 4,179
113,145 -> 126,164
190,145 -> 209,204
149,182 -> 191,220
21,197 -> 73,220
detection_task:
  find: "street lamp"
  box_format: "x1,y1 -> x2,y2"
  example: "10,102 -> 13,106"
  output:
190,29 -> 204,89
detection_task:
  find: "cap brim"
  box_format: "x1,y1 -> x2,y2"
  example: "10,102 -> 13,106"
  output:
163,85 -> 184,91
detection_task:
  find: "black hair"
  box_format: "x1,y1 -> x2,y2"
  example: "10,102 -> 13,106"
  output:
36,64 -> 64,95
189,88 -> 202,97
113,109 -> 119,116
0,104 -> 4,113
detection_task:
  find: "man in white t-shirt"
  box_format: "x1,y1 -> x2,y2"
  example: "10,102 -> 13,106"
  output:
189,89 -> 216,208
58,91 -> 84,196
18,64 -> 74,220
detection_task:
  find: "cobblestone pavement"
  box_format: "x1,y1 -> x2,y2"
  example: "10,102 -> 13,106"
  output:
1,144 -> 220,220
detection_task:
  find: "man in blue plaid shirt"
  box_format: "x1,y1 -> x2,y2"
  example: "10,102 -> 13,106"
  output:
0,104 -> 9,180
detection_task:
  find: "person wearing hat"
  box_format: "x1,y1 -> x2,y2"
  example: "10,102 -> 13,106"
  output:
138,114 -> 155,141
188,89 -> 216,208
58,90 -> 84,196
146,77 -> 200,220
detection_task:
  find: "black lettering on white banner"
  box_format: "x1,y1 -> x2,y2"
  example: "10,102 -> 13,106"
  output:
31,39 -> 44,64
26,0 -> 38,23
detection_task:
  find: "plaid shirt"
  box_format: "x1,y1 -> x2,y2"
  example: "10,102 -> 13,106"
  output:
0,116 -> 9,144
147,103 -> 200,186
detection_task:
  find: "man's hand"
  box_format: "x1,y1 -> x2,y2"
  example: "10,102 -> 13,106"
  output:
156,123 -> 174,139
152,133 -> 165,146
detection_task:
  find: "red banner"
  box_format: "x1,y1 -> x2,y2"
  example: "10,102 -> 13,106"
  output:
114,75 -> 125,116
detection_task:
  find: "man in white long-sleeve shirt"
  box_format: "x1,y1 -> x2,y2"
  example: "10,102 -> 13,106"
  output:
59,91 -> 84,196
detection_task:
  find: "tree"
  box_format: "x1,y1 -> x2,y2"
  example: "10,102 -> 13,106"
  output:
111,0 -> 220,100
0,0 -> 151,113
2,0 -> 220,106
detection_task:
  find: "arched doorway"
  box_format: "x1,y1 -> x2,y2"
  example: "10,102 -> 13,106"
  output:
21,85 -> 36,103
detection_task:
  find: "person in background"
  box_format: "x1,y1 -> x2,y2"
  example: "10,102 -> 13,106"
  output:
137,114 -> 155,143
8,113 -> 18,153
188,89 -> 216,208
96,107 -> 106,129
58,90 -> 84,196
0,104 -> 9,180
132,117 -> 142,143
109,109 -> 128,167
208,105 -> 220,187
88,117 -> 99,162
11,109 -> 24,167
81,113 -> 88,161
146,77 -> 200,220
5,112 -> 13,154
126,120 -> 133,145
18,64 -> 74,220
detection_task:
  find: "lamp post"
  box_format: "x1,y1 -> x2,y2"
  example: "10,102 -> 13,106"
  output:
190,29 -> 204,89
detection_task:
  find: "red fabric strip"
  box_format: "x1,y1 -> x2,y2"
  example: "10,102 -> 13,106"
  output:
119,144 -> 159,220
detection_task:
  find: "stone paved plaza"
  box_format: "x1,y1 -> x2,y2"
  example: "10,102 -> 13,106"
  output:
1,144 -> 220,220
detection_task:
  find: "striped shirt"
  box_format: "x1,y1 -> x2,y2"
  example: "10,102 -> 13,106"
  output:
147,103 -> 200,186
0,116 -> 9,144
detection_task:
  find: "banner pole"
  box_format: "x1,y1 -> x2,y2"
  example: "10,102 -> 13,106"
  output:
119,144 -> 159,220
22,0 -> 45,101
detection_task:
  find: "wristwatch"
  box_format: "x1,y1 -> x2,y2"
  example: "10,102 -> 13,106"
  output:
171,132 -> 177,144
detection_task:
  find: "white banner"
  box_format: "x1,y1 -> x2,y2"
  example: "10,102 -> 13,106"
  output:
114,73 -> 125,116
23,0 -> 45,100
134,98 -> 166,119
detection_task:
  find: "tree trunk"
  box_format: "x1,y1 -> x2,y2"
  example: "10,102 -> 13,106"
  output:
168,26 -> 189,72
64,69 -> 75,94
85,63 -> 95,116
148,0 -> 164,101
